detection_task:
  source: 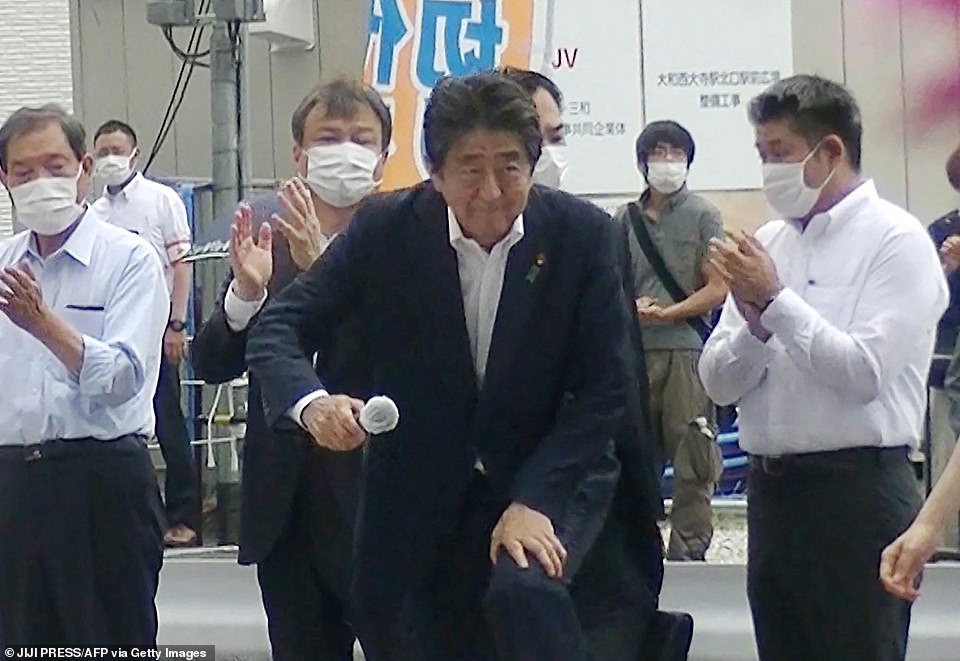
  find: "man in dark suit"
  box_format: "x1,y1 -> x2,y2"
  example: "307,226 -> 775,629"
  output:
191,79 -> 391,661
247,72 -> 631,661
501,66 -> 669,659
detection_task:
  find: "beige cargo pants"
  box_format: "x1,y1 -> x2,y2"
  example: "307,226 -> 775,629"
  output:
646,350 -> 722,561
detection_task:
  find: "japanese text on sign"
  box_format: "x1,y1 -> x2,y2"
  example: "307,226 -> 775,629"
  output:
699,94 -> 742,109
657,70 -> 782,87
564,121 -> 627,137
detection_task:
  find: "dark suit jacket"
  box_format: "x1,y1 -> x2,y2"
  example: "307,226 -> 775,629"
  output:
191,195 -> 366,565
247,182 -> 632,602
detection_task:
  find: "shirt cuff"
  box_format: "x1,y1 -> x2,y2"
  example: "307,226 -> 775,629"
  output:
729,321 -> 773,358
289,390 -> 329,428
76,335 -> 137,399
224,280 -> 267,332
760,287 -> 815,338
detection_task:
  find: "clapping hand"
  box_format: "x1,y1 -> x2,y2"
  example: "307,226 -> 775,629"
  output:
707,230 -> 780,305
708,231 -> 777,341
0,264 -> 49,337
274,178 -> 327,271
228,203 -> 273,302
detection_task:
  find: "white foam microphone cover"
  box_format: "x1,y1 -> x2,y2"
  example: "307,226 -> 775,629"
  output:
359,395 -> 399,435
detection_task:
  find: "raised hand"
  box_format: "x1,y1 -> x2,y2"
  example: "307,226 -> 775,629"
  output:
228,203 -> 273,301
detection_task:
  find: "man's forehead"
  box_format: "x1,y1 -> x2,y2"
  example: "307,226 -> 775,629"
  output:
306,103 -> 380,130
451,130 -> 525,158
456,148 -> 523,162
7,122 -> 74,162
651,141 -> 683,151
94,131 -> 133,147
755,119 -> 802,143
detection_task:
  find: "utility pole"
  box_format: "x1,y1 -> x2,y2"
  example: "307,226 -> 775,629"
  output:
209,21 -> 241,218
146,0 -> 265,546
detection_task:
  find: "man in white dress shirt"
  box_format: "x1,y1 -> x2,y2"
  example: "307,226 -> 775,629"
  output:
700,75 -> 948,661
0,105 -> 168,646
90,120 -> 198,547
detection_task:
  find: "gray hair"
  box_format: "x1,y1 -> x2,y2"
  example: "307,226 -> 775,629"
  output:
0,104 -> 86,172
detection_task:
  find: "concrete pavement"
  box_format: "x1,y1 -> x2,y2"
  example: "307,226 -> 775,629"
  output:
156,556 -> 960,660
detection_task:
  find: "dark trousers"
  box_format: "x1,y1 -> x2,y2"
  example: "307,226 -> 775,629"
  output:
747,447 -> 921,661
356,463 -> 615,661
0,437 -> 164,646
255,448 -> 356,661
154,353 -> 198,529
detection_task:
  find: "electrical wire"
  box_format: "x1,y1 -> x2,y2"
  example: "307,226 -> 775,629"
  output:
145,0 -> 211,173
162,25 -> 211,65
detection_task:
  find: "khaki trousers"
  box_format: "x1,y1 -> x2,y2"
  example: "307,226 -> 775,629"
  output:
646,349 -> 722,560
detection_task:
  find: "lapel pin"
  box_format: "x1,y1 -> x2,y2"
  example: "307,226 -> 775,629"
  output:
525,253 -> 547,283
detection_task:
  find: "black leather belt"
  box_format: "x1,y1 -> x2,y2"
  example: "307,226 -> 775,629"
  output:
0,435 -> 147,462
750,445 -> 909,476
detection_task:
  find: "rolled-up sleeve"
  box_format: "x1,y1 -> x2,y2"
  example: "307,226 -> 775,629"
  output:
77,244 -> 169,403
161,190 -> 192,264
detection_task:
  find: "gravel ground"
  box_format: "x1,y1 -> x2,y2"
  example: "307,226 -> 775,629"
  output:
661,498 -> 749,564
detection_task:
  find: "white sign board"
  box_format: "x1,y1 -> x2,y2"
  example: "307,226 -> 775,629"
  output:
541,0 -> 645,196
641,0 -> 794,190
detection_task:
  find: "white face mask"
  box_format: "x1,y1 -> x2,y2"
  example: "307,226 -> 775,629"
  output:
762,143 -> 836,219
93,151 -> 136,191
532,145 -> 568,189
646,160 -> 688,195
305,142 -> 381,208
10,169 -> 85,236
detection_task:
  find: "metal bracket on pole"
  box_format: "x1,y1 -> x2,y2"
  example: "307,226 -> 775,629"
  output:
147,0 -> 197,27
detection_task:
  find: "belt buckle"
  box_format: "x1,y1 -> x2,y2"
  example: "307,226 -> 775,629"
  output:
25,447 -> 43,463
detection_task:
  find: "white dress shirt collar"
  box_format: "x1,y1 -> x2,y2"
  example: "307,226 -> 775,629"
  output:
14,208 -> 97,267
447,208 -> 524,251
106,171 -> 144,202
792,179 -> 877,238
446,207 -> 525,383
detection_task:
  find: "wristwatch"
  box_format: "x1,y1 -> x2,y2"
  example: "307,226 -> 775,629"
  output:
759,286 -> 783,313
167,319 -> 186,332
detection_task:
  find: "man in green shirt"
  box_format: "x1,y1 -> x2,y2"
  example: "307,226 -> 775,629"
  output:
615,120 -> 727,560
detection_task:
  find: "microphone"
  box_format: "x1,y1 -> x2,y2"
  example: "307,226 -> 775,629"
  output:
358,395 -> 400,435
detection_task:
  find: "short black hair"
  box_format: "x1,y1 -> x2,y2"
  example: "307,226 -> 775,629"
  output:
498,66 -> 563,109
94,119 -> 138,147
423,72 -> 542,173
748,74 -> 862,170
0,104 -> 86,172
635,120 -> 696,167
291,78 -> 392,153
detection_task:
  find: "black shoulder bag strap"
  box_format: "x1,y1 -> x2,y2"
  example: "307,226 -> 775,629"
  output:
626,202 -> 712,343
